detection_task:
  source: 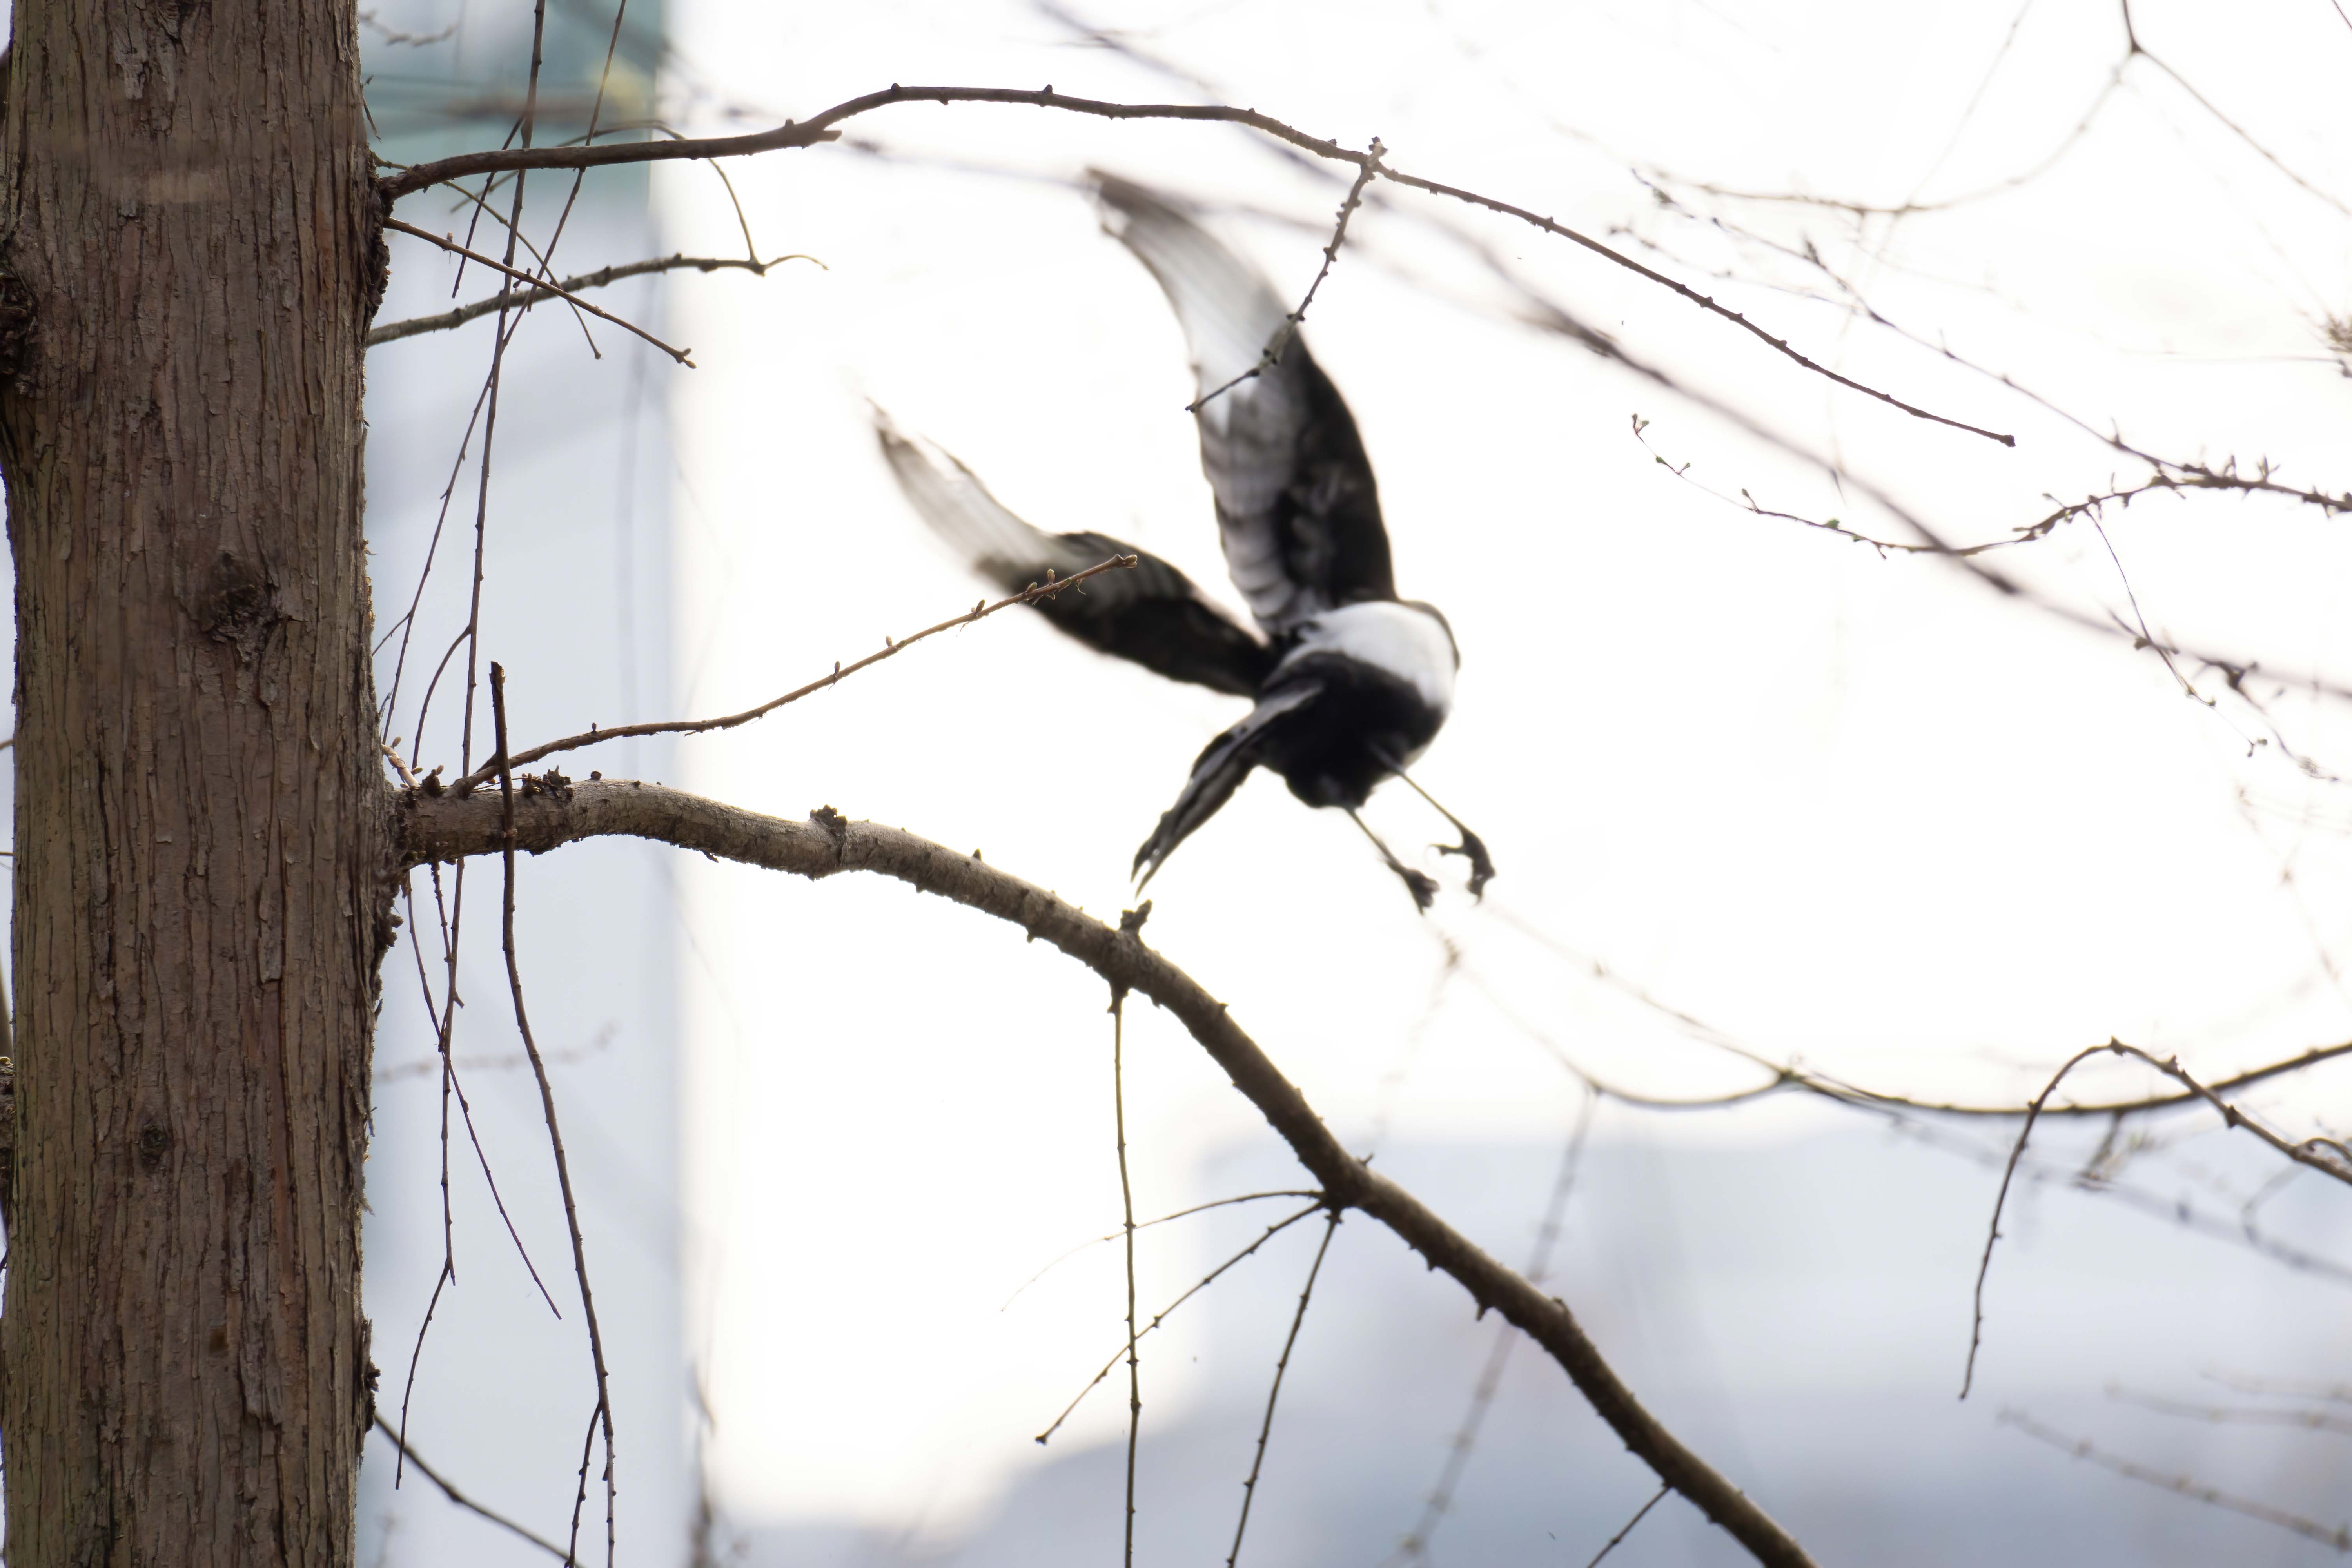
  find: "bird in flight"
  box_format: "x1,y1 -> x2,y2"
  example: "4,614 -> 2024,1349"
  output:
877,175 -> 1490,910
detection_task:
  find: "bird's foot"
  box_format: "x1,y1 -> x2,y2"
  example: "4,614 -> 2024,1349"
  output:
1392,863 -> 1440,913
1435,826 -> 1496,899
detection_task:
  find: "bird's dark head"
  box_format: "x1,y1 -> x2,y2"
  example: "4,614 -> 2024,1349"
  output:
1399,599 -> 1459,669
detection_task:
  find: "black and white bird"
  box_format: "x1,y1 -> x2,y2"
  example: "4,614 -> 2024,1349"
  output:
877,176 -> 1490,909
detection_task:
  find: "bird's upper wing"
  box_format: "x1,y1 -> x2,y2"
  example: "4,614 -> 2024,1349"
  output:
1096,174 -> 1396,637
876,412 -> 1274,697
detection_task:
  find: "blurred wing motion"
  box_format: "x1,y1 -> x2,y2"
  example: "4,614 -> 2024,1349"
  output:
875,411 -> 1273,697
1096,174 -> 1397,637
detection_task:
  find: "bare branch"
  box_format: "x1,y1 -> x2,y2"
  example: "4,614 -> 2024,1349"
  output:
383,218 -> 697,366
437,553 -> 1138,795
1226,1210 -> 1341,1568
379,85 -> 2007,445
2108,1384 -> 2352,1437
1962,1040 -> 2352,1399
1038,1202 -> 1327,1448
1189,142 -> 1383,415
370,253 -> 821,347
1583,1486 -> 1672,1568
2001,1408 -> 2352,1552
489,667 -> 617,1566
1111,988 -> 1142,1568
396,782 -> 1821,1568
370,1417 -> 570,1561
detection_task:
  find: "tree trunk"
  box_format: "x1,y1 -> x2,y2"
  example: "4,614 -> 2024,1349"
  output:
0,0 -> 386,1561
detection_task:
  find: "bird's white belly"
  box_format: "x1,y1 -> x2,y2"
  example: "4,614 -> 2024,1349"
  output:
1279,601 -> 1458,714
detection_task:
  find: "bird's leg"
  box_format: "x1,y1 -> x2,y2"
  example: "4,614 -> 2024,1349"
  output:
1377,759 -> 1497,899
1348,809 -> 1439,913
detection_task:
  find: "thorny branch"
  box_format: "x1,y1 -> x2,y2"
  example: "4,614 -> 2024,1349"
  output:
369,252 -> 822,346
1962,1040 -> 2352,1398
2000,1408 -> 2352,1553
1226,1210 -> 1341,1568
433,552 -> 1137,795
1186,141 -> 1383,415
379,84 -> 2007,447
396,783 -> 1821,1568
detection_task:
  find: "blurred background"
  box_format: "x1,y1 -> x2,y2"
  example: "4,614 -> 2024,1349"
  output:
355,1 -> 2352,1562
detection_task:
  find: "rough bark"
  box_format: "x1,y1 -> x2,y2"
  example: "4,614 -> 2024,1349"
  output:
0,0 -> 387,1562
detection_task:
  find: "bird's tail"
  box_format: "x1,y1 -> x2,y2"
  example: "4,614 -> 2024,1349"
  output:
1133,684 -> 1319,887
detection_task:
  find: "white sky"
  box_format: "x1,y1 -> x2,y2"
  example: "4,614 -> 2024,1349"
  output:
642,0 -> 2352,1537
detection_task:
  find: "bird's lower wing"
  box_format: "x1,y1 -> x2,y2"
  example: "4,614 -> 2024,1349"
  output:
875,411 -> 1272,697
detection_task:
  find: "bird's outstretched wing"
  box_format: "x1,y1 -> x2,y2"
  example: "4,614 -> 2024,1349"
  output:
1096,174 -> 1396,638
875,412 -> 1274,697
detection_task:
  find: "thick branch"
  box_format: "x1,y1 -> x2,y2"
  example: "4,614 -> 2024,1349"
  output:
396,780 -> 1819,1568
368,253 -> 818,347
380,85 -> 2004,446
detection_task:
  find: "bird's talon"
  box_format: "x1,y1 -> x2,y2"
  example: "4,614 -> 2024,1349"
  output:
1435,827 -> 1497,899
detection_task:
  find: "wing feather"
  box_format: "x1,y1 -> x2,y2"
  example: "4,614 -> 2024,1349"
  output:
1097,175 -> 1397,636
875,412 -> 1272,697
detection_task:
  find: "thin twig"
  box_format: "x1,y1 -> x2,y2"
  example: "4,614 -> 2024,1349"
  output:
1490,906 -> 2352,1120
379,85 -> 2007,446
441,553 -> 1136,794
1225,1209 -> 1341,1568
371,1416 -> 570,1561
490,666 -> 618,1567
1962,1039 -> 2352,1398
2203,1367 -> 2352,1406
999,1190 -> 1327,1312
2001,1408 -> 2352,1552
1034,1202 -> 1327,1447
1111,988 -> 1141,1568
370,253 -> 820,345
2107,1384 -> 2352,1437
1189,140 -> 1383,415
1583,1486 -> 1672,1568
385,218 -> 697,365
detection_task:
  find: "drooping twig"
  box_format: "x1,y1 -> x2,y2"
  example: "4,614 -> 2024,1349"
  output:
439,553 -> 1137,794
370,253 -> 822,346
385,218 -> 697,365
2000,1408 -> 2351,1552
378,85 -> 2006,447
1225,1209 -> 1341,1568
397,785 -> 1821,1568
489,666 -> 618,1568
1188,140 -> 1383,415
371,1416 -> 571,1561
